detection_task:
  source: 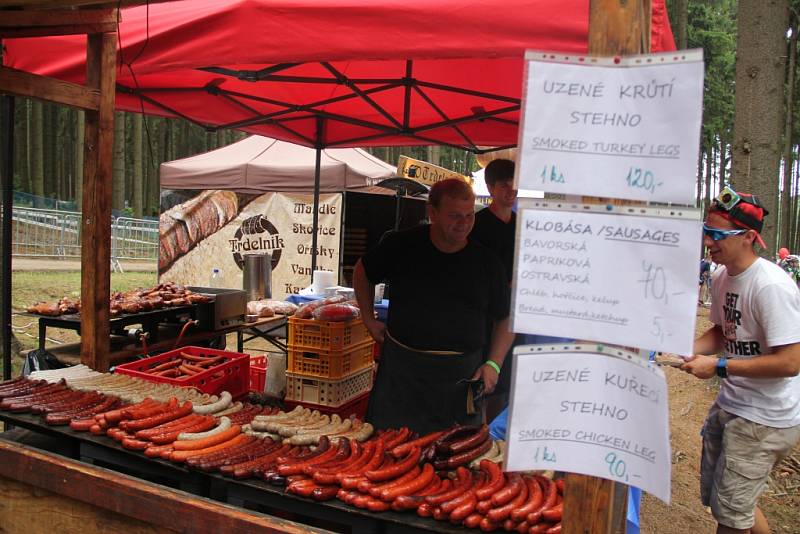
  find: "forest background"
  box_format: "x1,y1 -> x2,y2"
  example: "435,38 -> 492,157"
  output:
3,0 -> 800,257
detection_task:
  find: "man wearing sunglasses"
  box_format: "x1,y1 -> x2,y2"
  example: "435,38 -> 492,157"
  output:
682,188 -> 800,534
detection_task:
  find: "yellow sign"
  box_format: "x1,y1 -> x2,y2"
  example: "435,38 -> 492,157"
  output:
397,155 -> 472,188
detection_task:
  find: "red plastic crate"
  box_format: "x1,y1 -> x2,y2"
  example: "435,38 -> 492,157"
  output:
115,346 -> 250,399
249,355 -> 268,392
283,391 -> 370,420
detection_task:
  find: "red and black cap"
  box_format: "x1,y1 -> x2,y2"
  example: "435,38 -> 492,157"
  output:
711,191 -> 769,248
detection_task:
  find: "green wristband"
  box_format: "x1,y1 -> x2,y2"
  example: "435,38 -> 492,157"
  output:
484,360 -> 501,375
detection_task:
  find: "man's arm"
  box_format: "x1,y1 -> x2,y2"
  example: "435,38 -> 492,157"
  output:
683,342 -> 800,380
353,259 -> 385,344
472,316 -> 515,394
693,324 -> 725,355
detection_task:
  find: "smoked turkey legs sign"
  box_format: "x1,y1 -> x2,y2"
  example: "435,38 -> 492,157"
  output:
516,50 -> 704,203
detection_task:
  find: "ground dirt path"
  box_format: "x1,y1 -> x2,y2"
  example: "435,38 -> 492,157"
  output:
640,307 -> 800,534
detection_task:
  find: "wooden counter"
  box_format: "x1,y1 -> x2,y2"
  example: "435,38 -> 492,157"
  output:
0,410 -> 468,534
0,438 -> 325,534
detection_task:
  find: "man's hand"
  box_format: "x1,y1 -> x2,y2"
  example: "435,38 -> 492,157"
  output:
363,315 -> 386,344
472,363 -> 499,394
681,354 -> 718,379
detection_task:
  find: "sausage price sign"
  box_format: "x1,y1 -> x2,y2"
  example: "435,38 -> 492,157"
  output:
516,50 -> 704,204
510,200 -> 701,355
505,344 -> 671,503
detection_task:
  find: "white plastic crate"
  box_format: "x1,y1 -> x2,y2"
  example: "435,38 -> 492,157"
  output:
285,364 -> 374,407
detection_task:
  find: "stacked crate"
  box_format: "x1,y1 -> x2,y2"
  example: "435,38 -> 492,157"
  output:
284,316 -> 375,415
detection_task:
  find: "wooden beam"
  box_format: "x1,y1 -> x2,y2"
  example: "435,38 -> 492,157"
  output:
0,439 -> 325,533
0,8 -> 116,27
0,23 -> 117,38
562,3 -> 651,534
588,0 -> 649,56
0,0 -> 173,8
80,31 -> 115,372
0,66 -> 100,110
0,7 -> 117,37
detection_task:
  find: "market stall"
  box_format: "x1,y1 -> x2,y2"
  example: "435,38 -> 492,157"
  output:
0,2 -> 677,533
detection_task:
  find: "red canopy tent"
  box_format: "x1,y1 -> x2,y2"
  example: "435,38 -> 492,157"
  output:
4,0 -> 675,151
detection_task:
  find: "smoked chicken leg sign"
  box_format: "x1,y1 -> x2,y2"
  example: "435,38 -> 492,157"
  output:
505,345 -> 671,504
516,50 -> 704,203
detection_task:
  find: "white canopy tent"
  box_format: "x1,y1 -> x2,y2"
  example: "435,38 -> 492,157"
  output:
160,135 -> 396,194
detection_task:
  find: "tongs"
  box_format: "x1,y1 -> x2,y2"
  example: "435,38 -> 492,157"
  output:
458,378 -> 486,416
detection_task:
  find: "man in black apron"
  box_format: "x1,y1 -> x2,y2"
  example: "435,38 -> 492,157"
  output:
353,178 -> 515,435
468,158 -> 523,423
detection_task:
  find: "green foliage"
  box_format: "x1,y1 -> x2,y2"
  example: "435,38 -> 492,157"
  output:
686,0 -> 737,152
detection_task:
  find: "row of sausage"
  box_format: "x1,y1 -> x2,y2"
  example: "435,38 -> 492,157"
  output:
0,376 -> 563,533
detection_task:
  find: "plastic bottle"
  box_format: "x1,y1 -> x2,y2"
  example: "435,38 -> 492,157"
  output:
209,268 -> 222,288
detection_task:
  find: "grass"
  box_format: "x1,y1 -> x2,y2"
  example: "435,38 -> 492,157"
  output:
7,270 -> 281,378
9,271 -> 158,376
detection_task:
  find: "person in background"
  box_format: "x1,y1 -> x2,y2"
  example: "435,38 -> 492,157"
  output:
682,189 -> 800,534
468,158 -> 521,422
699,253 -> 711,304
776,247 -> 800,288
353,178 -> 516,435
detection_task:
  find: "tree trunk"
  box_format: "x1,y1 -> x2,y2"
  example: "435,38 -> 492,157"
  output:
696,148 -> 704,207
30,100 -> 44,199
427,145 -> 441,166
22,99 -> 32,192
131,113 -> 144,217
112,111 -> 126,211
56,106 -> 68,201
793,150 -> 800,248
705,144 -> 713,214
675,0 -> 689,50
718,133 -> 727,192
43,103 -> 56,199
13,98 -> 29,191
75,110 -> 85,211
730,0 -> 790,257
781,15 -> 798,249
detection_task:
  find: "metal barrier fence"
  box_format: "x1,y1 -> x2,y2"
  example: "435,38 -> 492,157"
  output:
11,207 -> 158,265
111,216 -> 159,261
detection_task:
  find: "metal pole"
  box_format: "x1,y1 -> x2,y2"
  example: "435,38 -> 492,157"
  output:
394,189 -> 402,231
1,95 -> 14,380
310,116 -> 323,274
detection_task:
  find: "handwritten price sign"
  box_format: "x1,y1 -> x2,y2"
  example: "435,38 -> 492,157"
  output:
511,201 -> 702,355
505,345 -> 672,504
516,50 -> 704,204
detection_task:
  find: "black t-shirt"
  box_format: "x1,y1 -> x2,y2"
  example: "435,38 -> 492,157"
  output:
469,207 -> 516,282
362,225 -> 510,352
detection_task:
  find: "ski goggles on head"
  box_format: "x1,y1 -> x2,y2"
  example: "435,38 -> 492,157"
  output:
712,187 -> 768,233
703,224 -> 747,241
715,187 -> 742,211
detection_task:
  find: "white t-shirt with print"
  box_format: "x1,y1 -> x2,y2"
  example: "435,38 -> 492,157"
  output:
709,257 -> 800,427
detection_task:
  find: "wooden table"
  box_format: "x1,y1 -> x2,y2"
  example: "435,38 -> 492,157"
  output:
29,315 -> 288,368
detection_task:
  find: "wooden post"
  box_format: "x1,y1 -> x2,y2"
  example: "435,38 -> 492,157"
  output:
561,2 -> 651,534
80,32 -> 117,372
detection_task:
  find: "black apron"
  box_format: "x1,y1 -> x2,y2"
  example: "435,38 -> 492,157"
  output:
366,332 -> 483,436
